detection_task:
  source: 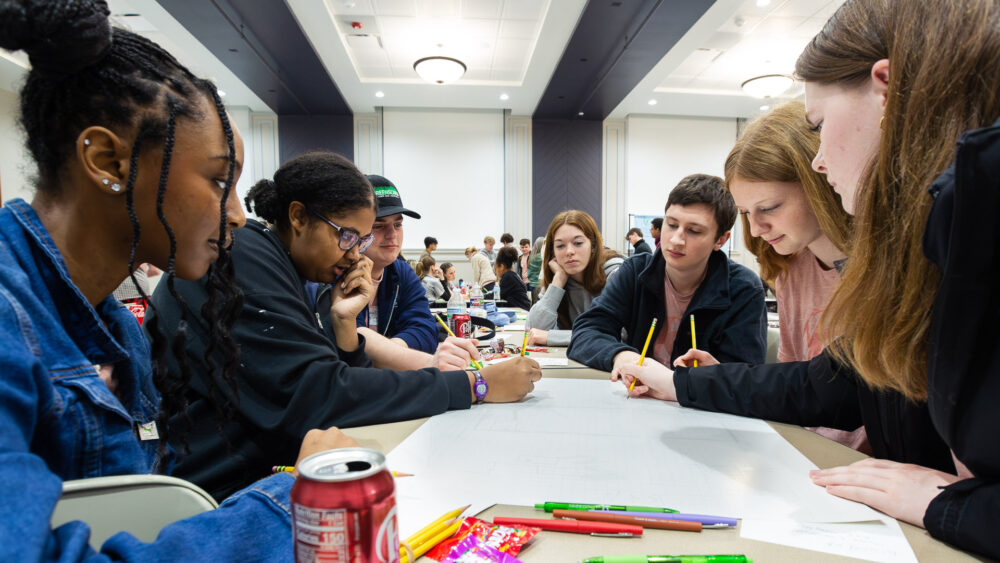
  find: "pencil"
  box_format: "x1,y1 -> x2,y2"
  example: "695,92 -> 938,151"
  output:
435,314 -> 484,369
403,519 -> 462,563
690,314 -> 698,367
402,505 -> 469,548
627,317 -> 658,396
521,330 -> 528,356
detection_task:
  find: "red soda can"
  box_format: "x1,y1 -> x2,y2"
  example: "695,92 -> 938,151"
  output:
451,313 -> 472,339
291,448 -> 399,562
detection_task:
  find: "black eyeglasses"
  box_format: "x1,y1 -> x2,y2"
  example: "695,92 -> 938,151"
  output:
307,209 -> 375,253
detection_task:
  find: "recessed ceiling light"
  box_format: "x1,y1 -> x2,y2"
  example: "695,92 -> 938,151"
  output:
375,91 -> 385,98
499,93 -> 509,101
217,89 -> 226,98
648,99 -> 657,106
759,105 -> 770,111
756,0 -> 771,6
578,112 -> 584,116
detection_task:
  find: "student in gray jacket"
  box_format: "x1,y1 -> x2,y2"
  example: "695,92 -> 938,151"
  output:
526,210 -> 624,346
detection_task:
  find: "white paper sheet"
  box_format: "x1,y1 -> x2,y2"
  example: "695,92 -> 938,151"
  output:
485,356 -> 568,366
387,379 -> 878,537
740,517 -> 917,563
498,323 -> 526,331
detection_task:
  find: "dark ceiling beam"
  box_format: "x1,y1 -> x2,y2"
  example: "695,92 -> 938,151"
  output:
157,0 -> 351,115
534,0 -> 713,120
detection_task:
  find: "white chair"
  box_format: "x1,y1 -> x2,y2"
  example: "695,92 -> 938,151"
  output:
51,474 -> 218,549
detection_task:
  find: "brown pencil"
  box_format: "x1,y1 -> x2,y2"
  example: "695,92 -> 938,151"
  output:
552,508 -> 702,532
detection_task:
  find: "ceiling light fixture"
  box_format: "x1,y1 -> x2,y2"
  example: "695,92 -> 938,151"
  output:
741,74 -> 793,99
648,99 -> 657,106
217,89 -> 226,98
759,104 -> 770,111
413,56 -> 467,84
756,0 -> 771,6
375,91 -> 385,98
499,93 -> 509,101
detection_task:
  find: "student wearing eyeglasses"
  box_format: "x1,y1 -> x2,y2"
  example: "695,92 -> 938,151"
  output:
148,152 -> 541,501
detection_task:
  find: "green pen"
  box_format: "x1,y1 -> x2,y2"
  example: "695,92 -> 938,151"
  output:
581,555 -> 752,563
534,501 -> 678,513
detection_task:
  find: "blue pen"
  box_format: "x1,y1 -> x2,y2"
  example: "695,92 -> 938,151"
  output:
592,510 -> 737,528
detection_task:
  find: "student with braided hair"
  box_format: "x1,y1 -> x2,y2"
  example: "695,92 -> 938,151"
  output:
0,0 -> 352,559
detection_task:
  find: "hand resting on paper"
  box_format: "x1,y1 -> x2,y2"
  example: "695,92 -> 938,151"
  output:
673,348 -> 719,368
809,458 -> 962,527
474,356 -> 542,403
294,427 -> 360,471
610,350 -> 677,401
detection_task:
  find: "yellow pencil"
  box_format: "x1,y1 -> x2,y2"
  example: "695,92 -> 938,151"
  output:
690,314 -> 698,367
521,330 -> 528,357
435,314 -> 484,369
627,317 -> 658,396
402,519 -> 462,563
402,505 -> 469,549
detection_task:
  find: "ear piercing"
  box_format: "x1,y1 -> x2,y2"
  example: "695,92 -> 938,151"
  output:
83,138 -> 91,146
102,178 -> 122,192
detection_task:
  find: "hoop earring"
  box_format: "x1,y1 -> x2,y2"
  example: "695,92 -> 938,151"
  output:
879,115 -> 885,129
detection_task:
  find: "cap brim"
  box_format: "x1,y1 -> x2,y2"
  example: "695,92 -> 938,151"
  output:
376,206 -> 421,219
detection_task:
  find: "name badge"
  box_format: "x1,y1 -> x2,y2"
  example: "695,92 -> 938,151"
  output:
137,421 -> 159,441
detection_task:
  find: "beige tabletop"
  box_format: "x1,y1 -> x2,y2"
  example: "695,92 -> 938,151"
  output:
354,335 -> 980,561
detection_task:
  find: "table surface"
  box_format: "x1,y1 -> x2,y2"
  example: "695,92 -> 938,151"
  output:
346,343 -> 980,562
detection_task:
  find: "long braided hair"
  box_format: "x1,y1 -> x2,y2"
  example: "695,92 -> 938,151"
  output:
0,0 -> 243,455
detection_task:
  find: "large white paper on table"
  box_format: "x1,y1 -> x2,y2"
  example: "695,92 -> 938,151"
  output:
740,517 -> 917,563
485,356 -> 568,367
387,379 -> 878,537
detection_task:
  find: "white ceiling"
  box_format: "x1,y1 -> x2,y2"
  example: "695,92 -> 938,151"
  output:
0,0 -> 847,120
288,0 -> 585,115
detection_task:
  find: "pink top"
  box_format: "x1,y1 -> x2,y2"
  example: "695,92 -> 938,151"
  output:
775,249 -> 841,363
776,249 -> 869,452
652,274 -> 695,365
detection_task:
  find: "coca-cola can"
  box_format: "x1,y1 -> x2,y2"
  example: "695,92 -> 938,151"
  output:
291,448 -> 399,563
451,313 -> 472,339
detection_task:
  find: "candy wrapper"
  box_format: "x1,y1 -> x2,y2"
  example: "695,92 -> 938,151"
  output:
440,536 -> 523,563
425,517 -> 538,560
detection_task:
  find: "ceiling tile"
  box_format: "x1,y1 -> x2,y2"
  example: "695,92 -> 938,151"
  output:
417,0 -> 460,17
501,0 -> 545,20
492,38 -> 529,67
499,18 -> 536,39
772,0 -> 834,18
461,0 -> 503,18
374,0 -> 417,16
491,68 -> 522,82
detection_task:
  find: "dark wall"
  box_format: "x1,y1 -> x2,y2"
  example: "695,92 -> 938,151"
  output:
279,115 -> 355,163
531,119 -> 603,238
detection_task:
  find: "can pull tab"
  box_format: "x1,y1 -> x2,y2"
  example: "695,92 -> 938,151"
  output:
137,421 -> 159,441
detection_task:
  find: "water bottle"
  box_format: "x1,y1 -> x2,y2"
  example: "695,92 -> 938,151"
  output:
470,284 -> 484,309
446,289 -> 464,333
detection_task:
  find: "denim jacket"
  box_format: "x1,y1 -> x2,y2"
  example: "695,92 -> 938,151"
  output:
0,199 -> 295,561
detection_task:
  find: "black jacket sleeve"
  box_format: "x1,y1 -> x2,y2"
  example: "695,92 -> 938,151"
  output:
673,351 -> 864,430
924,478 -> 1000,558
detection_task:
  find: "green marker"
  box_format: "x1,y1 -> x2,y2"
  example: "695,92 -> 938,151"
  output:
581,556 -> 752,563
533,501 -> 677,513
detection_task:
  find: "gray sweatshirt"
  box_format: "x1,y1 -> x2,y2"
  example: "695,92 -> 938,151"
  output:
526,255 -> 624,346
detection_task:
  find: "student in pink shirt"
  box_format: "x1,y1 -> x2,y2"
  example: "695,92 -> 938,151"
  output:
726,101 -> 869,451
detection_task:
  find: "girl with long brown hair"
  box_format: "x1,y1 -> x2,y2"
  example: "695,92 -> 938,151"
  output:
526,210 -> 624,345
726,101 -> 866,451
618,0 -> 1000,556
